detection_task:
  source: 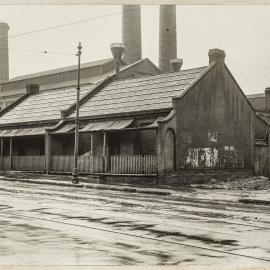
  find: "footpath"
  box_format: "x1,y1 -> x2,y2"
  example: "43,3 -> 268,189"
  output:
0,171 -> 270,206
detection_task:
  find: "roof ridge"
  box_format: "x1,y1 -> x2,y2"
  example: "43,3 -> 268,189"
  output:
37,83 -> 93,94
111,66 -> 208,85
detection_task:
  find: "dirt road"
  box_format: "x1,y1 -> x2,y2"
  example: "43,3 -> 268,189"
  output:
0,179 -> 269,267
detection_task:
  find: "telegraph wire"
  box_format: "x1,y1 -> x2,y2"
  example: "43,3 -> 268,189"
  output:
0,6 -> 149,56
6,47 -> 76,56
0,6 -> 149,42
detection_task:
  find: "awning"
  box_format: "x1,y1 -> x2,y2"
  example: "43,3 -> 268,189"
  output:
52,123 -> 75,134
146,111 -> 176,128
80,119 -> 134,132
0,126 -> 51,137
145,117 -> 164,128
0,129 -> 21,137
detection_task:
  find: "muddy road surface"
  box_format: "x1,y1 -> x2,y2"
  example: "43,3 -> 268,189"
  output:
0,180 -> 269,267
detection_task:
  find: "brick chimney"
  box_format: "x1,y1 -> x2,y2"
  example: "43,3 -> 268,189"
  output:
159,5 -> 177,73
208,48 -> 226,65
265,87 -> 270,111
0,22 -> 9,83
122,5 -> 142,64
26,83 -> 40,95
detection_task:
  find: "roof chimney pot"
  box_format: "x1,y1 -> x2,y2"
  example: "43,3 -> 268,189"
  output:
110,43 -> 125,77
170,59 -> 183,72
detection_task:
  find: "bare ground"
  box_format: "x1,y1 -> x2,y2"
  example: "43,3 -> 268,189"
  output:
192,176 -> 270,190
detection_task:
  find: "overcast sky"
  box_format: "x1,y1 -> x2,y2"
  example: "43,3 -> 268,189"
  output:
0,5 -> 269,94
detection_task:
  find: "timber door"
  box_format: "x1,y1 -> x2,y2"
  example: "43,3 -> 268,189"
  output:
164,129 -> 175,172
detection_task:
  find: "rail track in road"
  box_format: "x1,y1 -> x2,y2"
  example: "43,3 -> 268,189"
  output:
0,184 -> 270,231
0,209 -> 270,263
2,179 -> 269,214
1,181 -> 270,265
0,191 -> 241,237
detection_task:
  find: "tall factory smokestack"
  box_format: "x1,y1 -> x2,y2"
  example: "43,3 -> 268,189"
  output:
159,5 -> 177,72
122,5 -> 142,64
0,22 -> 9,82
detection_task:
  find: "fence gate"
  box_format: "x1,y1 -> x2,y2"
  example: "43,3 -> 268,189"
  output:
254,145 -> 268,176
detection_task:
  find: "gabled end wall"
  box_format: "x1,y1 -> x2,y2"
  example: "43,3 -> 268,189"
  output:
173,60 -> 255,170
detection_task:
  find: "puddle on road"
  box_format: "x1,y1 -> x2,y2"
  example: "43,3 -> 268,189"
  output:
146,228 -> 238,247
115,255 -> 141,265
0,204 -> 12,210
115,242 -> 139,250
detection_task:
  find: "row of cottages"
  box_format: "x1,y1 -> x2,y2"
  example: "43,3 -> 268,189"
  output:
0,57 -> 128,109
0,48 -> 256,181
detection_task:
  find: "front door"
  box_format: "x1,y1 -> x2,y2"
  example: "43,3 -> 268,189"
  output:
164,129 -> 175,172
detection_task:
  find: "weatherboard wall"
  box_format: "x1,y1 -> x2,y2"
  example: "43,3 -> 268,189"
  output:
173,60 -> 255,170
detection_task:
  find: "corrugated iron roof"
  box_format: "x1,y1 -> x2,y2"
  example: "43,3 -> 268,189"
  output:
257,112 -> 270,125
52,123 -> 75,134
68,66 -> 208,118
5,58 -> 115,83
0,126 -> 52,137
0,84 -> 94,125
80,119 -> 134,132
247,93 -> 265,99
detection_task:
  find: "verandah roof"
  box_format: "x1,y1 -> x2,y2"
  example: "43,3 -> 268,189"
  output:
52,123 -> 75,134
0,114 -> 169,137
0,126 -> 52,137
52,119 -> 134,134
79,119 -> 134,132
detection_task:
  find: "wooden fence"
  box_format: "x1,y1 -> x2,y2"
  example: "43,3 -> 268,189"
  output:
51,155 -> 104,173
1,154 -> 157,175
78,155 -> 104,173
254,145 -> 268,176
51,155 -> 73,172
1,157 -> 10,170
110,155 -> 157,174
12,156 -> 45,171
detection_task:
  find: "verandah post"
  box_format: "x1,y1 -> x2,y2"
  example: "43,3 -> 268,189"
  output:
103,132 -> 107,173
90,133 -> 94,156
45,132 -> 51,174
0,138 -> 3,170
9,137 -> 12,170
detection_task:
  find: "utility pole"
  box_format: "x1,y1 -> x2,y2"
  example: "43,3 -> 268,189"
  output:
71,42 -> 82,184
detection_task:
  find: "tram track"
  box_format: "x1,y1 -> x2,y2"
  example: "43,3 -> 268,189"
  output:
0,210 -> 269,263
0,184 -> 270,232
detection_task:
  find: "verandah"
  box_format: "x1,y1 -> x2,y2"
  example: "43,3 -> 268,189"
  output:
0,128 -> 157,175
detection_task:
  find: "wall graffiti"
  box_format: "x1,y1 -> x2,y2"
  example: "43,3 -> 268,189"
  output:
185,146 -> 244,168
185,131 -> 244,168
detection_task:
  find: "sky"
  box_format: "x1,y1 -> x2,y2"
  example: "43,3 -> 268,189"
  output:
0,5 -> 270,94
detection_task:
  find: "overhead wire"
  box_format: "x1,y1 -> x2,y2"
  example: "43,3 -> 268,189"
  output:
8,47 -> 76,56
0,6 -> 148,57
0,5 -> 148,41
